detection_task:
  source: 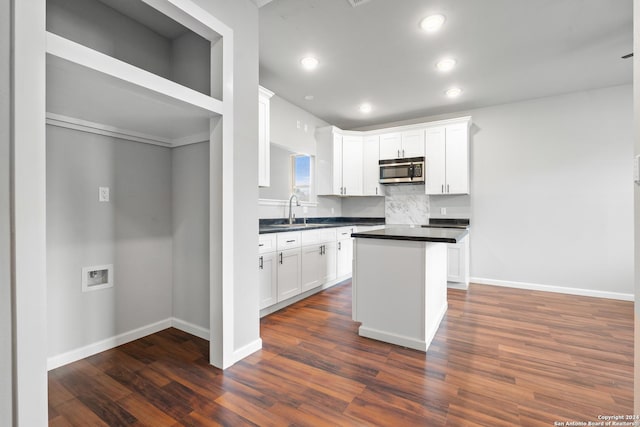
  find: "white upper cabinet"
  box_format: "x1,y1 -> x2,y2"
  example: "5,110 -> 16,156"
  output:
379,133 -> 401,160
400,129 -> 426,158
317,128 -> 363,196
425,120 -> 470,195
363,135 -> 383,196
379,130 -> 425,160
341,136 -> 364,196
258,86 -> 274,187
317,117 -> 470,197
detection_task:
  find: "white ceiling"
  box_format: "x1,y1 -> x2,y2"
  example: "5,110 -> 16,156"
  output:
259,0 -> 633,130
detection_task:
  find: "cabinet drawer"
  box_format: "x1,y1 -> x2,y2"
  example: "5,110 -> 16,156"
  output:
258,234 -> 277,254
277,231 -> 302,250
301,228 -> 337,246
336,226 -> 356,240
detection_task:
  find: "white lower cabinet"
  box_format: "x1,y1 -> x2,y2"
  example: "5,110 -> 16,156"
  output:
277,248 -> 302,302
258,251 -> 277,309
301,244 -> 324,292
447,235 -> 469,287
259,226 -> 360,311
336,227 -> 355,278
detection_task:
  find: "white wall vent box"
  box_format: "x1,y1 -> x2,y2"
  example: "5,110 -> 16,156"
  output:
82,264 -> 113,292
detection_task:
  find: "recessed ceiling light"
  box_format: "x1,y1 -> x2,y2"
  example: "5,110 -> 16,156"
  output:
300,56 -> 319,71
436,58 -> 456,72
304,95 -> 315,101
359,103 -> 372,113
420,14 -> 445,33
445,87 -> 463,98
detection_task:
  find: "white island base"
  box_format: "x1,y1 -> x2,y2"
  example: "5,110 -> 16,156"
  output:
352,237 -> 448,352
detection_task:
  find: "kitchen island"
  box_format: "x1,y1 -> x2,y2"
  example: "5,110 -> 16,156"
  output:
351,226 -> 468,352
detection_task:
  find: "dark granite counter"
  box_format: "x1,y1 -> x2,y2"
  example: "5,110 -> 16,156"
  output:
259,217 -> 385,234
420,218 -> 470,229
351,226 -> 468,243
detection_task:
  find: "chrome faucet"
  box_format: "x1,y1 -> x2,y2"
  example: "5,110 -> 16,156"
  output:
288,194 -> 300,224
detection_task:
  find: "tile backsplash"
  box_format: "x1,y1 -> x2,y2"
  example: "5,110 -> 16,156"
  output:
384,184 -> 430,225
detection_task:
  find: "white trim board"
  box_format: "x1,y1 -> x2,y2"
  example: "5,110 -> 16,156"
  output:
46,113 -> 209,148
470,277 -> 634,301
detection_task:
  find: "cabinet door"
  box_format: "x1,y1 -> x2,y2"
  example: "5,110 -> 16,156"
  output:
336,238 -> 354,278
447,236 -> 469,285
258,95 -> 270,187
301,245 -> 323,292
322,241 -> 337,283
445,123 -> 469,195
277,249 -> 301,302
425,127 -> 446,195
362,135 -> 383,196
379,132 -> 401,160
258,252 -> 277,309
401,129 -> 425,158
341,136 -> 363,196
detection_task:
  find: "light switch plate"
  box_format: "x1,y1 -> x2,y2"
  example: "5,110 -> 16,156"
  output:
99,186 -> 110,202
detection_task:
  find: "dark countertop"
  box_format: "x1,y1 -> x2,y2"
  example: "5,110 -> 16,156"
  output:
421,218 -> 470,229
351,226 -> 468,243
259,217 -> 385,234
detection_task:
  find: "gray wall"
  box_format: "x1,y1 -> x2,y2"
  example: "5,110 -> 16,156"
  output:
172,142 -> 209,330
46,126 -> 173,357
349,84 -> 633,295
0,0 -> 11,423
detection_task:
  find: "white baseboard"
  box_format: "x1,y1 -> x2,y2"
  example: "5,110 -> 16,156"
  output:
232,338 -> 263,363
447,281 -> 469,290
171,317 -> 210,340
470,277 -> 634,301
47,318 -> 172,371
358,326 -> 428,352
47,317 -> 265,371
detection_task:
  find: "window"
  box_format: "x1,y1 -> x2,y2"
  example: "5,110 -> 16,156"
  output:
291,154 -> 314,202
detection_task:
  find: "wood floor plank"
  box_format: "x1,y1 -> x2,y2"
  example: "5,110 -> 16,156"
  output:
49,281 -> 633,426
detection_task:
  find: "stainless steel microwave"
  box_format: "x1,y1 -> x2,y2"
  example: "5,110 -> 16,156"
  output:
379,157 -> 425,184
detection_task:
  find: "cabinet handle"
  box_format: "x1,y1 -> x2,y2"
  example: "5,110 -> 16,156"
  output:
319,245 -> 323,255
259,243 -> 264,247
279,253 -> 283,264
338,242 -> 341,250
286,239 -> 295,243
447,184 -> 450,193
344,187 -> 347,195
441,184 -> 444,193
402,149 -> 405,157
375,187 -> 378,195
397,149 -> 400,158
259,256 -> 264,270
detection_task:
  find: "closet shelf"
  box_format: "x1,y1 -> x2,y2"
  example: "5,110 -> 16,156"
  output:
46,31 -> 219,146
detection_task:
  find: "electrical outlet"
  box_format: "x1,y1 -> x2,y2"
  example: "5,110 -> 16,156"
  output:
99,187 -> 110,202
440,207 -> 447,215
296,120 -> 301,129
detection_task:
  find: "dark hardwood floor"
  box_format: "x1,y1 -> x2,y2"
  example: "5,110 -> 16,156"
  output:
49,282 -> 633,426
